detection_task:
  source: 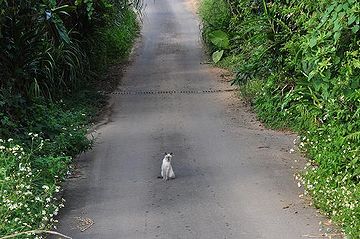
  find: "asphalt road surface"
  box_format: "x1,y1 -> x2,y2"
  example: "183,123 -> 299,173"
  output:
55,0 -> 325,238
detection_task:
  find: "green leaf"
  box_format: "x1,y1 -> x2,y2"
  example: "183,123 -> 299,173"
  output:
327,4 -> 336,13
342,3 -> 349,10
208,30 -> 229,49
347,15 -> 356,25
350,77 -> 360,89
319,14 -> 329,28
309,37 -> 317,48
321,87 -> 329,100
49,0 -> 56,8
335,4 -> 343,12
212,50 -> 224,63
338,12 -> 345,19
333,19 -> 342,31
55,23 -> 70,44
313,79 -> 322,92
52,5 -> 75,14
352,25 -> 359,33
334,31 -> 341,42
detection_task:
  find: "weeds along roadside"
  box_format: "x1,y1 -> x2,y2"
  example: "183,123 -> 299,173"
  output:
0,0 -> 140,238
199,0 -> 359,237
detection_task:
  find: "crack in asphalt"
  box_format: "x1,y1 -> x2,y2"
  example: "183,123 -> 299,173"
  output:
99,88 -> 237,95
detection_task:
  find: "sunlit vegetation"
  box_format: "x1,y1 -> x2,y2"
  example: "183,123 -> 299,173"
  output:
200,0 -> 359,237
0,0 -> 140,237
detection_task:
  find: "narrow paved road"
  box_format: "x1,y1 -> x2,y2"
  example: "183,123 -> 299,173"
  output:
56,0 -> 324,238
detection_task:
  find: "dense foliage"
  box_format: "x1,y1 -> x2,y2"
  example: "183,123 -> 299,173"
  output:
0,0 -> 139,237
200,0 -> 359,237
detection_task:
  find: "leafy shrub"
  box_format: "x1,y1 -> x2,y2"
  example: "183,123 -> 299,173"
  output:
0,0 -> 140,99
199,0 -> 231,55
200,0 -> 360,237
0,0 -> 140,237
199,0 -> 230,31
85,8 -> 139,72
0,139 -> 69,238
0,0 -> 87,99
207,30 -> 229,62
0,92 -> 97,238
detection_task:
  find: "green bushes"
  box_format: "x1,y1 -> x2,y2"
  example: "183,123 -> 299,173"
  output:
0,93 -> 98,238
0,0 -> 139,237
0,137 -> 70,238
0,0 -> 87,99
200,0 -> 359,237
199,0 -> 230,31
87,9 -> 139,71
199,0 -> 231,55
0,0 -> 140,99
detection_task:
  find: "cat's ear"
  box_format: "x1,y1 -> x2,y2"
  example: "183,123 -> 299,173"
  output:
170,152 -> 173,155
164,152 -> 167,155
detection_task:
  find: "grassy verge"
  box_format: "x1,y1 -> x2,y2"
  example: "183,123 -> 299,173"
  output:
240,78 -> 359,237
0,8 -> 139,239
199,0 -> 359,237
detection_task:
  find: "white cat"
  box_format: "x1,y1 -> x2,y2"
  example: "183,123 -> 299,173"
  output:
160,152 -> 175,180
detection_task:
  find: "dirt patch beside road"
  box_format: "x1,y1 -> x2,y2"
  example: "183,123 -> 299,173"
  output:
184,0 -> 200,14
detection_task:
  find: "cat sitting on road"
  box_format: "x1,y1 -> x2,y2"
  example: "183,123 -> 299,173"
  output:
160,152 -> 175,181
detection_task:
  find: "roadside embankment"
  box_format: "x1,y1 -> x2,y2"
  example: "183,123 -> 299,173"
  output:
0,1 -> 139,238
198,0 -> 359,237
